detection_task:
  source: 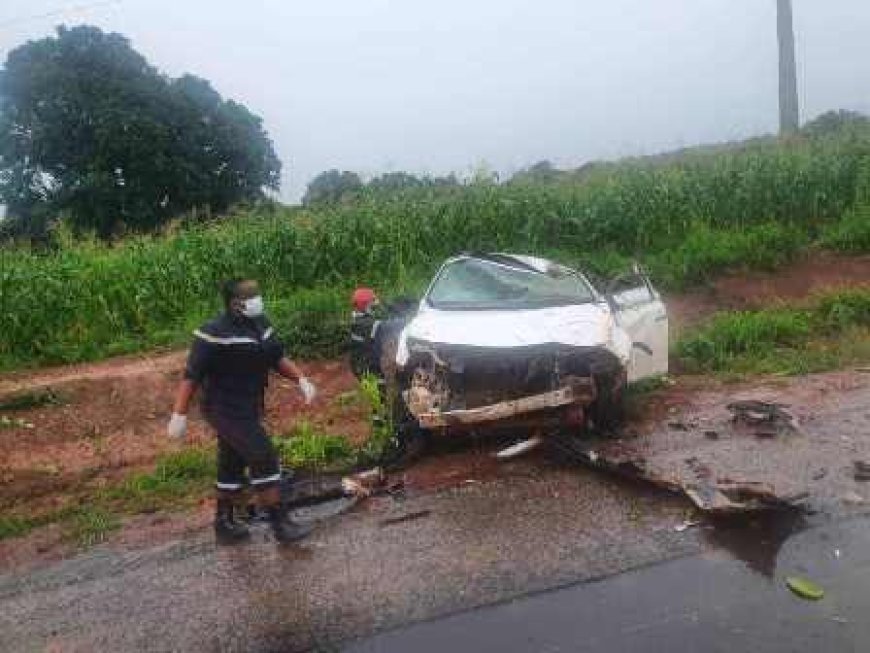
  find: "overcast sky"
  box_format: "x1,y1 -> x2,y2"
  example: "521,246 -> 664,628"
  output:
2,0 -> 869,202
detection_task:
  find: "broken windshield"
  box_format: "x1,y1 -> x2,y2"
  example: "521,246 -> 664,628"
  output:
427,258 -> 596,310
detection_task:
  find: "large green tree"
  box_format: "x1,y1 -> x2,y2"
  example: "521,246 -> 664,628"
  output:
302,169 -> 363,206
0,25 -> 281,238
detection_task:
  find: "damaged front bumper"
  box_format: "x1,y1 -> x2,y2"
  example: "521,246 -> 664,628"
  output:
400,342 -> 622,432
410,377 -> 597,429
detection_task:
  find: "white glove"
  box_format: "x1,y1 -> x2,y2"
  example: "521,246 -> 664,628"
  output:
299,378 -> 317,405
167,413 -> 188,440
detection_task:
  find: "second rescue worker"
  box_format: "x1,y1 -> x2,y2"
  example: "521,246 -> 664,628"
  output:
168,278 -> 317,544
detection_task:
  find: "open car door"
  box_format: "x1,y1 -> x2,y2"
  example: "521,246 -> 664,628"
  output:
608,265 -> 669,383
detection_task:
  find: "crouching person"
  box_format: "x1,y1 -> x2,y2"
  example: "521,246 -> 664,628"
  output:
167,278 -> 318,544
349,287 -> 383,379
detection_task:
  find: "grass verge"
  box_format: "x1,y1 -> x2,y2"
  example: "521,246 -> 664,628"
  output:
677,288 -> 870,374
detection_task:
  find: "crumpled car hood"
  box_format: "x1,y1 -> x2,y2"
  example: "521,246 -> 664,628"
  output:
396,302 -> 631,366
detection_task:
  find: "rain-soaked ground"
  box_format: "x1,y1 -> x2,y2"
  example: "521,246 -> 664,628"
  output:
2,367 -> 870,650
4,442 -> 870,650
1,366 -> 870,650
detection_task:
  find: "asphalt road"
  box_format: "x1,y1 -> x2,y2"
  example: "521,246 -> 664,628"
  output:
0,458 -> 698,652
347,516 -> 870,653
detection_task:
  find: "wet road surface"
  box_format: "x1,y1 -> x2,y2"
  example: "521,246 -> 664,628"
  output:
348,515 -> 870,652
5,367 -> 870,651
0,458 -> 697,652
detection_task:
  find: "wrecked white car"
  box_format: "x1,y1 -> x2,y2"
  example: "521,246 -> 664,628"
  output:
393,253 -> 668,436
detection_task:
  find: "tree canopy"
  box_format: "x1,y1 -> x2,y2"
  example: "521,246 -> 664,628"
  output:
0,25 -> 281,238
302,169 -> 363,206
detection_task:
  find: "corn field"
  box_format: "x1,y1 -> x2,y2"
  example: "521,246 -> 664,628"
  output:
2,129 -> 870,369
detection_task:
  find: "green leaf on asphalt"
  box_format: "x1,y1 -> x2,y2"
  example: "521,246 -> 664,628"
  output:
786,576 -> 825,600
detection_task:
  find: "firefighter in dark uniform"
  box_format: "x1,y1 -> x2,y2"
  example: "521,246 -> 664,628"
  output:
167,278 -> 317,544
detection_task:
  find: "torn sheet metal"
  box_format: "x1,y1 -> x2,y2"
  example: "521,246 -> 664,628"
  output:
553,435 -> 798,513
552,375 -> 870,514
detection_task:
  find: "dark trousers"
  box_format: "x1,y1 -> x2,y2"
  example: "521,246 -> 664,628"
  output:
207,414 -> 281,493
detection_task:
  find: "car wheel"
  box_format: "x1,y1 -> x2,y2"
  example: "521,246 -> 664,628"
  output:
590,372 -> 626,435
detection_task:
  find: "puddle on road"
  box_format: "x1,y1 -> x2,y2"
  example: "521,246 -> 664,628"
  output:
702,509 -> 808,577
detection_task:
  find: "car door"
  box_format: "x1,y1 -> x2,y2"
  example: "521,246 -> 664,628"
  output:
607,266 -> 669,382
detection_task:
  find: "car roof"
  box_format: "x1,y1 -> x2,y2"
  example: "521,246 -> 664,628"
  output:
458,252 -> 564,274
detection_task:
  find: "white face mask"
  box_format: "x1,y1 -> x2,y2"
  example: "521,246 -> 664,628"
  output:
241,295 -> 264,318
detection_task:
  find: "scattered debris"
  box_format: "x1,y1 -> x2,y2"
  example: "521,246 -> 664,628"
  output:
668,421 -> 691,432
786,576 -> 825,601
341,467 -> 386,498
495,435 -> 544,460
841,491 -> 865,505
674,520 -> 700,533
727,400 -> 799,435
379,510 -> 432,527
550,433 -> 792,514
812,468 -> 828,481
854,461 -> 870,482
704,430 -> 720,440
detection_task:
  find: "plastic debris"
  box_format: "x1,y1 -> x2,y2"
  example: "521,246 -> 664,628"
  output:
786,576 -> 825,600
341,467 -> 385,498
495,436 -> 544,460
379,510 -> 432,527
841,491 -> 865,505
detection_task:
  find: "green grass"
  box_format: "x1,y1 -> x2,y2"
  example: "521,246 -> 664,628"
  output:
677,288 -> 870,374
64,506 -> 121,548
104,446 -> 216,511
0,413 -> 396,545
0,389 -> 66,411
273,422 -> 355,470
3,125 -> 870,370
0,515 -> 36,539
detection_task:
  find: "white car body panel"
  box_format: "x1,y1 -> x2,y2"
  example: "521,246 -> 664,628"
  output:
395,254 -> 668,383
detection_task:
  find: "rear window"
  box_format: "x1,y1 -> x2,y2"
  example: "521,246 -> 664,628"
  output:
427,258 -> 595,310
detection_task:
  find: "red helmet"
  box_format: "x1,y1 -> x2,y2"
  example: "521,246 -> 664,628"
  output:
352,287 -> 377,312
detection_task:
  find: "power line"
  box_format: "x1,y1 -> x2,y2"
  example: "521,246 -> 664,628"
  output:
0,0 -> 122,30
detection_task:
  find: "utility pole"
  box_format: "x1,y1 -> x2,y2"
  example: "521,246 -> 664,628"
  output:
777,0 -> 800,134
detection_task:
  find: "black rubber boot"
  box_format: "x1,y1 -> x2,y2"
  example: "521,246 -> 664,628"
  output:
214,500 -> 251,544
268,506 -> 313,543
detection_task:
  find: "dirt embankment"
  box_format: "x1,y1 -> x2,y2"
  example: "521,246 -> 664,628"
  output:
665,251 -> 870,333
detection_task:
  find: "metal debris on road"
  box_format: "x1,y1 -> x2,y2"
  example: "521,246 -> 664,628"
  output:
379,510 -> 432,527
727,400 -> 800,435
494,435 -> 544,460
674,520 -> 700,533
853,461 -> 870,482
341,468 -> 386,498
